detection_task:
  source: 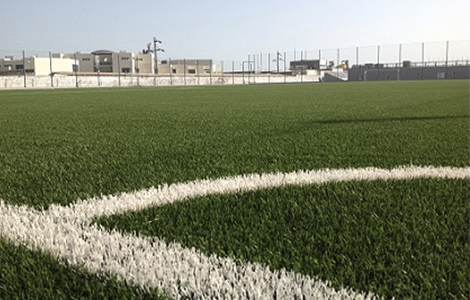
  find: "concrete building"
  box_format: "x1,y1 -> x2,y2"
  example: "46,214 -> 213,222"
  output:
0,55 -> 75,76
1,49 -> 213,77
63,50 -> 154,74
159,59 -> 213,75
289,59 -> 328,75
348,60 -> 470,81
62,53 -> 94,73
134,53 -> 154,74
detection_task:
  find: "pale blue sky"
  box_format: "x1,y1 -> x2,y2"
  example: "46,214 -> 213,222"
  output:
1,0 -> 468,60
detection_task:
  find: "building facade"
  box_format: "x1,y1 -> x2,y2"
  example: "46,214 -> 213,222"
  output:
159,59 -> 213,75
0,55 -> 75,76
348,61 -> 470,81
62,51 -> 155,74
1,50 -> 214,77
289,60 -> 327,75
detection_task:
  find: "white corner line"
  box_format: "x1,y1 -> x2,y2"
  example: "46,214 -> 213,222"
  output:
0,165 -> 469,299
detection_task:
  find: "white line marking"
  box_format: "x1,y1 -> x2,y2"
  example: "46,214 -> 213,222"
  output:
1,166 -> 469,299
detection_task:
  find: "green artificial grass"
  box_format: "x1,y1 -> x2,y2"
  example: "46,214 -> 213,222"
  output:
0,81 -> 469,299
95,178 -> 470,299
0,237 -> 168,300
0,81 -> 468,208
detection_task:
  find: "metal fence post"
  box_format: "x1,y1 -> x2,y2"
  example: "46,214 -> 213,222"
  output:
268,53 -> 270,84
421,42 -> 425,80
356,46 -> 359,66
337,48 -> 340,81
118,53 -> 121,87
23,50 -> 27,88
253,55 -> 256,85
318,49 -> 322,82
169,58 -> 173,85
221,60 -> 224,85
49,51 -> 54,87
398,44 -> 402,80
445,41 -> 449,78
74,52 -> 78,88
283,52 -> 287,83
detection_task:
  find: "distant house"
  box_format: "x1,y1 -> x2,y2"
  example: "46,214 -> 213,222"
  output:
158,59 -> 213,76
0,49 -> 215,77
61,52 -> 213,76
0,55 -> 75,76
63,50 -> 154,74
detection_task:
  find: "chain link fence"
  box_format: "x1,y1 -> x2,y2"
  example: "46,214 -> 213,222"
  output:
1,40 -> 468,89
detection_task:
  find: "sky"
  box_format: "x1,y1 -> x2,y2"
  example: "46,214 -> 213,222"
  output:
1,0 -> 469,61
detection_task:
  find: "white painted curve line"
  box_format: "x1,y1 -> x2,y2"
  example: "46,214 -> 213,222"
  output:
0,165 -> 469,299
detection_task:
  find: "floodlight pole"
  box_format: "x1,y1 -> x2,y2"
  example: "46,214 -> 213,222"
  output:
153,37 -> 164,76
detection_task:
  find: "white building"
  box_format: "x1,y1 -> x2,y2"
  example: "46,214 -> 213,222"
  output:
0,50 -> 213,76
62,50 -> 155,74
159,59 -> 213,75
0,55 -> 75,76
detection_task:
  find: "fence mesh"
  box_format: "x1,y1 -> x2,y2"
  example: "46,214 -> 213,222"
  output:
1,40 -> 468,88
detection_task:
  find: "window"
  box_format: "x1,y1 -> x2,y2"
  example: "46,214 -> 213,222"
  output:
172,69 -> 177,74
122,68 -> 131,73
82,58 -> 91,61
15,64 -> 24,70
161,60 -> 168,64
188,69 -> 196,74
121,57 -> 130,61
204,68 -> 211,74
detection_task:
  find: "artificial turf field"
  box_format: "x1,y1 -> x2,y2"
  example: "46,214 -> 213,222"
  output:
0,80 -> 469,299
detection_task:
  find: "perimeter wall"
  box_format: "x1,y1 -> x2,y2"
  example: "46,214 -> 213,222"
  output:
1,73 -> 321,89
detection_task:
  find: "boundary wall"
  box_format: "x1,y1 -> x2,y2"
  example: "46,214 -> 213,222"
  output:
0,74 -> 321,89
